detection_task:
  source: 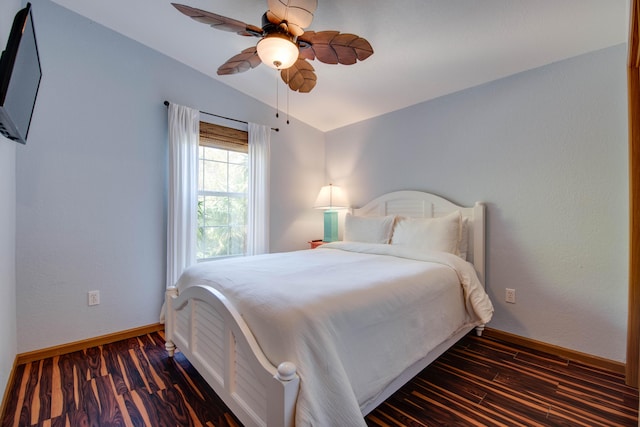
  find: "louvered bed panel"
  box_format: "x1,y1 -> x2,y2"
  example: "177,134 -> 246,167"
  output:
235,347 -> 268,422
192,301 -> 226,386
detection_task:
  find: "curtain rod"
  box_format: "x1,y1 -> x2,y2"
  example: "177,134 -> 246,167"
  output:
163,101 -> 279,132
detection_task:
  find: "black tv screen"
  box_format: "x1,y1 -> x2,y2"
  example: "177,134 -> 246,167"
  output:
0,3 -> 41,145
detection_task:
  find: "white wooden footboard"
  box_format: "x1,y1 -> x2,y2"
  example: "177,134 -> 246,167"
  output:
164,286 -> 300,427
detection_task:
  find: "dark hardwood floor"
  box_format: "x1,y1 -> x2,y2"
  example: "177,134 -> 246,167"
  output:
1,331 -> 637,426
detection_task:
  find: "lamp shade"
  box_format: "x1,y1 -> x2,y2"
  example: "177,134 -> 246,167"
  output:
256,33 -> 299,70
313,184 -> 349,210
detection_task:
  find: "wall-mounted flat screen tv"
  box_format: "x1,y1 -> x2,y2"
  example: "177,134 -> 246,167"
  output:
0,3 -> 41,145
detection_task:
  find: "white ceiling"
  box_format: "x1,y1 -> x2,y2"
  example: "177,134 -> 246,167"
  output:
49,0 -> 629,132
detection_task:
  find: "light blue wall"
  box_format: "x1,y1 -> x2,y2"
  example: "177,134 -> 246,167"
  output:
0,0 -> 24,405
325,44 -> 629,362
15,0 -> 325,353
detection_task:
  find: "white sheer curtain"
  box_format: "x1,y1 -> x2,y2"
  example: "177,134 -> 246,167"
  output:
166,103 -> 199,290
247,123 -> 271,255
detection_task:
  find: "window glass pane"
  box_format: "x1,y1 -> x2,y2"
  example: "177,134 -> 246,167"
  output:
203,146 -> 228,162
229,226 -> 246,254
198,226 -> 229,258
229,151 -> 246,164
197,195 -> 204,222
229,197 -> 247,225
202,159 -> 228,192
200,195 -> 229,226
197,226 -> 208,260
228,163 -> 248,193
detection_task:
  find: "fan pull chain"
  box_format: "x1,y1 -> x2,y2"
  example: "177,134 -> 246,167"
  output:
275,71 -> 280,119
286,68 -> 290,125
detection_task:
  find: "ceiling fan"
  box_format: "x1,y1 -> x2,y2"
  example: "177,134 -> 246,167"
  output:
172,0 -> 374,93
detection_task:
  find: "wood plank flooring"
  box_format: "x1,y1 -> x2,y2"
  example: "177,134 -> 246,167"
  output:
1,331 -> 637,426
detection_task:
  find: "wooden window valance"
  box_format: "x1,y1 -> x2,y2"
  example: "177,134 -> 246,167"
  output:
199,121 -> 248,153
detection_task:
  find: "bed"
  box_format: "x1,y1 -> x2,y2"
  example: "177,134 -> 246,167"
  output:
164,190 -> 493,427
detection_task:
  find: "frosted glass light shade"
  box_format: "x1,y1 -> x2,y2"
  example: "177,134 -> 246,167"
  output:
256,34 -> 299,69
313,184 -> 349,210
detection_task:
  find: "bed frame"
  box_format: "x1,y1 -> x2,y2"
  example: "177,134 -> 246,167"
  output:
164,190 -> 486,427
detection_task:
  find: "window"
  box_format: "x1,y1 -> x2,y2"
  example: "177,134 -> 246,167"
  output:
197,122 -> 248,261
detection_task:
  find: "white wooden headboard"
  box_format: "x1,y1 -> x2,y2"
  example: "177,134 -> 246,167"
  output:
352,191 -> 486,286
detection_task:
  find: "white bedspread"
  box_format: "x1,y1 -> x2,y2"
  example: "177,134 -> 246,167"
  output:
176,242 -> 494,427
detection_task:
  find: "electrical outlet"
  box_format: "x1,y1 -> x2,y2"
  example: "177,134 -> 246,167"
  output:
88,290 -> 100,306
505,288 -> 516,304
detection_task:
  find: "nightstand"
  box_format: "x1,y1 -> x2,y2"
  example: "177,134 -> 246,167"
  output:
309,240 -> 326,249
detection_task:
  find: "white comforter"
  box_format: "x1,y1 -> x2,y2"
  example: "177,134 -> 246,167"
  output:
176,242 -> 494,427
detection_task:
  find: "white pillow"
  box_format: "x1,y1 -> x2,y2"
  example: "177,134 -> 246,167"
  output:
458,217 -> 470,260
344,214 -> 396,244
391,210 -> 462,255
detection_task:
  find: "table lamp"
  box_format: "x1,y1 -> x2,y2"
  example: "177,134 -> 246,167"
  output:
314,184 -> 349,242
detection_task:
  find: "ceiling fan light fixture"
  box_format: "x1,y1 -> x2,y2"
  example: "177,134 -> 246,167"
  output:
173,2 -> 374,93
257,33 -> 299,70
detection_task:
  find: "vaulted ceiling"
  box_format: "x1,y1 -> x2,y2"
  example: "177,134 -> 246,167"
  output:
50,0 -> 629,131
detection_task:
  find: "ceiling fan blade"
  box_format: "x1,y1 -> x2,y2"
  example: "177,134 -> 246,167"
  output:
217,47 -> 262,75
299,31 -> 374,65
172,3 -> 263,36
280,58 -> 317,93
266,0 -> 317,37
